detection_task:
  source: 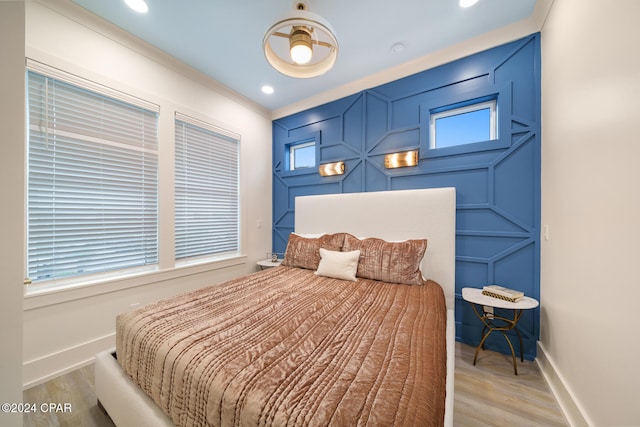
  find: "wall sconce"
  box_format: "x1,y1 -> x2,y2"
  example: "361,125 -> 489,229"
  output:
318,161 -> 345,176
384,150 -> 419,169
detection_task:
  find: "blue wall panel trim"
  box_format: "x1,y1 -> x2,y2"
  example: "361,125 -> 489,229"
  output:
272,33 -> 541,359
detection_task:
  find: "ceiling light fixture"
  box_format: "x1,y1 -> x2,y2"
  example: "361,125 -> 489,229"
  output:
263,1 -> 338,78
124,0 -> 149,14
390,42 -> 406,54
459,0 -> 480,8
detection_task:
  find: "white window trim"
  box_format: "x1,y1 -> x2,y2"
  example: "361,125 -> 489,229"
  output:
26,58 -> 159,113
25,63 -> 160,289
23,254 -> 247,309
174,112 -> 241,262
429,99 -> 497,149
289,141 -> 315,170
175,112 -> 241,141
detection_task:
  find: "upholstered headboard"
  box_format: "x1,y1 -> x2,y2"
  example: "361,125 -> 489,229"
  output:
294,187 -> 456,310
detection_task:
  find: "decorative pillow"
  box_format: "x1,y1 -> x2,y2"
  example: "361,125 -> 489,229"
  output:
282,233 -> 346,270
342,234 -> 428,285
315,249 -> 360,281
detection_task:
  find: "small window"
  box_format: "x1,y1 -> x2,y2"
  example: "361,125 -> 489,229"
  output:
430,99 -> 497,149
289,141 -> 315,170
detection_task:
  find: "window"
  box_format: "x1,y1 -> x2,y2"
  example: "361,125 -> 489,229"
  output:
289,141 -> 315,170
175,114 -> 240,261
430,99 -> 497,149
26,69 -> 159,284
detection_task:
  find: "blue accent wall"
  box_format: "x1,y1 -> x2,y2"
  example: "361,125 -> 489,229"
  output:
272,34 -> 541,359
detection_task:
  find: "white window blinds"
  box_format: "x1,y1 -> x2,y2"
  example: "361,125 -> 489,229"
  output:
26,70 -> 159,283
175,114 -> 240,260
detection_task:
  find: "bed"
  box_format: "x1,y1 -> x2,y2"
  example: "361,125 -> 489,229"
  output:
95,187 -> 456,426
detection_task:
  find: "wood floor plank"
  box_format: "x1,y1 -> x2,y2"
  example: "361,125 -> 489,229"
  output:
23,364 -> 114,427
454,342 -> 567,426
23,343 -> 567,426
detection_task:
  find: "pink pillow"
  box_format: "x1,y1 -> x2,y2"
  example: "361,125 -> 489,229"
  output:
282,233 -> 346,270
342,234 -> 427,285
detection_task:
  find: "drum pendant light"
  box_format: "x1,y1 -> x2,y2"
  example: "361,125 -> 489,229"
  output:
263,2 -> 338,78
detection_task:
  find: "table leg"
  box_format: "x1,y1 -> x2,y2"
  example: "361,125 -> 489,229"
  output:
468,303 -> 525,375
473,327 -> 493,366
500,333 -> 518,375
514,325 -> 524,362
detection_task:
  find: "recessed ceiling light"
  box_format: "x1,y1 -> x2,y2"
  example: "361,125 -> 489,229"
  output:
391,42 -> 405,54
124,0 -> 149,14
459,0 -> 479,8
261,85 -> 275,95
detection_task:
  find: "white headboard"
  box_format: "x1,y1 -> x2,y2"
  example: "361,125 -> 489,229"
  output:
294,187 -> 456,310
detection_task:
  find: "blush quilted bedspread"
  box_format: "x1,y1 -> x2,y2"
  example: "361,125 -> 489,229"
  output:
116,266 -> 447,426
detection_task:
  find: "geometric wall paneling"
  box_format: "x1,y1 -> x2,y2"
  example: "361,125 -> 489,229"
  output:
455,260 -> 489,289
364,160 -> 388,192
343,95 -> 364,152
493,38 -> 539,123
511,117 -> 533,141
320,142 -> 359,161
289,182 -> 340,201
457,207 -> 530,234
273,209 -> 294,230
365,92 -> 391,149
273,33 -> 541,359
388,167 -> 490,203
455,235 -> 527,260
341,160 -> 364,193
272,206 -> 294,253
494,242 -> 537,295
492,241 -> 539,356
368,127 -> 420,155
493,134 -> 538,228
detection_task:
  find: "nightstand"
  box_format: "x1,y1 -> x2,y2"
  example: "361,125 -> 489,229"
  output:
462,287 -> 539,375
257,259 -> 282,270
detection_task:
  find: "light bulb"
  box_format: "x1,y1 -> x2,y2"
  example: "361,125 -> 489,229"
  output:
459,0 -> 479,8
290,45 -> 312,64
289,26 -> 313,64
124,0 -> 149,13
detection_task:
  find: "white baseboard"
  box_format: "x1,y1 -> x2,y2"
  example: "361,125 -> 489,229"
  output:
536,341 -> 594,427
23,333 -> 115,389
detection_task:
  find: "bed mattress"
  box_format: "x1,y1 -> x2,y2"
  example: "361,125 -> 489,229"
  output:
116,266 -> 447,426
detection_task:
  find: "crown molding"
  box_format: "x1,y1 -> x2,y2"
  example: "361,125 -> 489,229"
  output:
31,0 -> 271,119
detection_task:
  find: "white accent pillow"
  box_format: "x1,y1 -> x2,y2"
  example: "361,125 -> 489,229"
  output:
315,248 -> 360,281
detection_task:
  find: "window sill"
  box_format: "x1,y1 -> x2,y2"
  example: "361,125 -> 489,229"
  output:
23,255 -> 247,311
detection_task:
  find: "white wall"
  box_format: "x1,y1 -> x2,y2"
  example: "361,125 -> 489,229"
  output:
540,0 -> 640,425
22,0 -> 272,387
0,2 -> 25,426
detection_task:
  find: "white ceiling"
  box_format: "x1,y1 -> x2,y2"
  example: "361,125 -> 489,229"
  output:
70,0 -> 539,113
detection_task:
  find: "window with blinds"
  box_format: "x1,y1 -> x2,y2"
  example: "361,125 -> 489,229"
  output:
26,69 -> 159,283
175,114 -> 240,261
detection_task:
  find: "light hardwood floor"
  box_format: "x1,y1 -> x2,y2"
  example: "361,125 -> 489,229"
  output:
454,343 -> 567,426
23,342 -> 567,426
